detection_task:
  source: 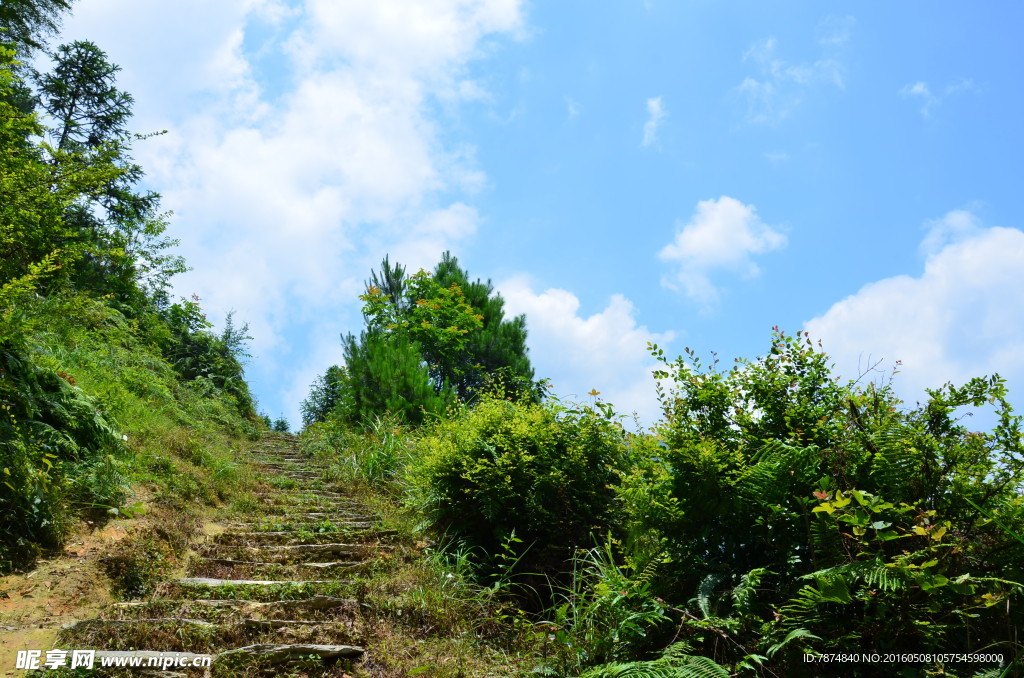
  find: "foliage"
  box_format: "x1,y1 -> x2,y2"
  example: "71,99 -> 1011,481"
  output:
36,40 -> 133,152
297,325 -> 1023,675
34,40 -> 185,302
615,329 -> 1024,673
338,329 -> 454,426
580,646 -> 731,678
361,264 -> 483,394
0,45 -> 120,289
300,364 -> 347,427
302,413 -> 409,487
0,27 -> 260,572
315,253 -> 539,428
0,266 -> 124,568
432,251 -> 536,401
100,526 -> 173,599
156,299 -> 256,417
1,288 -> 258,571
0,38 -> 183,306
540,537 -> 670,674
406,394 -> 629,578
0,0 -> 73,55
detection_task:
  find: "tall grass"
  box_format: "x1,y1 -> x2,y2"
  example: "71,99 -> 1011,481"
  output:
301,412 -> 409,487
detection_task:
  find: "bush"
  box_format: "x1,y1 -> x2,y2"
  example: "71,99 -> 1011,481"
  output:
618,329 -> 1024,672
406,394 -> 629,577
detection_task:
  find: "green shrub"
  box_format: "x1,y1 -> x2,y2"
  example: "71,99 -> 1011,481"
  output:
620,329 -> 1024,672
406,394 -> 629,576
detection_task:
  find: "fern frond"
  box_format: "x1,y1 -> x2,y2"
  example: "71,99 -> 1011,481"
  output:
766,628 -> 822,658
580,654 -> 731,678
737,440 -> 821,505
731,567 -> 769,615
861,563 -> 907,593
634,553 -> 663,589
695,573 -> 724,619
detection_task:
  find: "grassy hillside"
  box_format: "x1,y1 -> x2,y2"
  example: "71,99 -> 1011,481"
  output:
1,283 -> 261,573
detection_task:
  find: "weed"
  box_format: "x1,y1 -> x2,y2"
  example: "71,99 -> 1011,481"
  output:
101,529 -> 173,599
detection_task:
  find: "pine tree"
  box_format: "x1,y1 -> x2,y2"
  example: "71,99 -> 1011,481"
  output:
33,40 -> 184,303
341,330 -> 453,426
0,0 -> 74,56
315,253 -> 538,427
301,364 -> 348,427
433,251 -> 535,401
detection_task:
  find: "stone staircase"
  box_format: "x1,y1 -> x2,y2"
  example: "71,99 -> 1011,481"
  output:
57,433 -> 394,676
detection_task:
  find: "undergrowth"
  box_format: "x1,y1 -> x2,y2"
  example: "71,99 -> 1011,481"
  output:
299,329 -> 1024,678
1,289 -> 261,573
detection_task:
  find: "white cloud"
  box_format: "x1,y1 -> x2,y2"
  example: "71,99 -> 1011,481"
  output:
900,78 -> 977,118
56,0 -> 524,423
900,81 -> 935,117
382,203 -> 480,272
642,96 -> 666,146
658,196 -> 787,304
919,208 -> 983,256
737,37 -> 843,124
816,15 -> 856,46
565,96 -> 580,119
288,0 -> 523,81
499,277 -> 675,427
805,211 -> 1024,413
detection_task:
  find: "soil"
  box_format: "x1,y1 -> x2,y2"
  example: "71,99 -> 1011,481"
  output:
0,521 -> 131,675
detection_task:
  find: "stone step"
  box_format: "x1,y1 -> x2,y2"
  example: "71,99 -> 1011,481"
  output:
252,499 -> 368,510
91,643 -> 365,671
187,558 -> 369,579
257,466 -> 320,474
199,558 -> 366,568
60,616 -> 363,653
166,577 -> 358,599
61,436 -> 383,673
175,577 -> 339,587
163,578 -> 359,604
69,616 -> 351,631
251,505 -> 367,517
248,511 -> 365,520
217,643 -> 363,666
64,617 -> 215,631
213,529 -> 395,546
199,542 -> 392,563
110,595 -> 356,621
92,650 -> 211,675
223,519 -> 377,531
252,495 -> 362,506
253,491 -> 356,502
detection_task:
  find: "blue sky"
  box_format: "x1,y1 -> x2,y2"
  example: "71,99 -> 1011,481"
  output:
52,1 -> 1024,428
